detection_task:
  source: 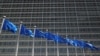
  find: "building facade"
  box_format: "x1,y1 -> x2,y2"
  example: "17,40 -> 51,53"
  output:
0,0 -> 100,56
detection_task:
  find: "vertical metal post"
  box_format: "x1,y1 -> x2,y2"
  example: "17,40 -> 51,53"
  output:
0,16 -> 6,34
46,29 -> 48,56
56,33 -> 59,56
15,21 -> 22,56
32,26 -> 36,56
66,35 -> 69,56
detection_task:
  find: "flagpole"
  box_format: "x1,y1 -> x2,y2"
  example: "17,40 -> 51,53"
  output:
32,26 -> 36,56
46,29 -> 48,56
15,21 -> 22,56
81,39 -> 85,56
0,16 -> 6,34
88,41 -> 92,56
46,36 -> 48,56
82,48 -> 85,56
74,37 -> 78,56
66,35 -> 69,56
56,33 -> 59,56
75,44 -> 78,56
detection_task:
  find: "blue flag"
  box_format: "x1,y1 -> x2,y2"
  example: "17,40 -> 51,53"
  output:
76,40 -> 92,49
65,38 -> 74,45
79,41 -> 88,48
53,35 -> 67,43
71,40 -> 82,47
65,39 -> 81,47
75,40 -> 89,47
44,32 -> 66,43
71,40 -> 99,50
44,32 -> 55,40
69,40 -> 88,48
58,37 -> 67,43
2,19 -> 17,33
86,43 -> 99,50
20,25 -> 34,37
52,34 -> 62,43
68,39 -> 78,47
34,29 -> 45,38
67,39 -> 99,50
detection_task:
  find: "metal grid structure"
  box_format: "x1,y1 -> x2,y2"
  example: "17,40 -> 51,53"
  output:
0,0 -> 100,56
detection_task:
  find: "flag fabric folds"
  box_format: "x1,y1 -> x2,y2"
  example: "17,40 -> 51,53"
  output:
20,25 -> 34,37
2,19 -> 17,33
44,32 -> 55,40
65,38 -> 76,46
79,41 -> 88,48
70,40 -> 82,47
34,29 -> 45,38
72,40 -> 88,48
0,18 -> 98,51
66,39 -> 80,47
44,32 -> 67,44
53,35 -> 67,43
68,40 -> 99,51
86,43 -> 99,50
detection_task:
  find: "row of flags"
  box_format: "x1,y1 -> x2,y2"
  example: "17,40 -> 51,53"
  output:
0,18 -> 99,51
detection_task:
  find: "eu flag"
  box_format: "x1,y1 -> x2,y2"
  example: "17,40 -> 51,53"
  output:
58,37 -> 67,43
73,40 -> 84,47
67,39 -> 99,50
68,39 -> 78,47
79,41 -> 88,48
44,32 -> 66,43
51,34 -> 61,43
2,19 -> 17,33
34,29 -> 45,38
86,43 -> 99,50
73,40 -> 98,50
69,40 -> 77,47
65,39 -> 81,47
65,38 -> 74,45
20,25 -> 34,37
54,35 -> 66,43
44,32 -> 55,40
69,40 -> 88,48
76,40 -> 91,48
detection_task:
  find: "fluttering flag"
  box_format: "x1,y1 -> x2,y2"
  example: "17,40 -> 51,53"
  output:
44,32 -> 67,44
67,39 -> 78,47
86,43 -> 99,50
71,40 -> 82,47
78,41 -> 88,48
34,29 -> 45,38
1,18 -> 98,51
65,38 -> 83,47
68,39 -> 89,48
53,35 -> 67,43
76,40 -> 94,49
20,25 -> 34,37
1,19 -> 17,33
58,37 -> 67,43
44,32 -> 55,40
65,38 -> 75,46
71,40 -> 99,50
